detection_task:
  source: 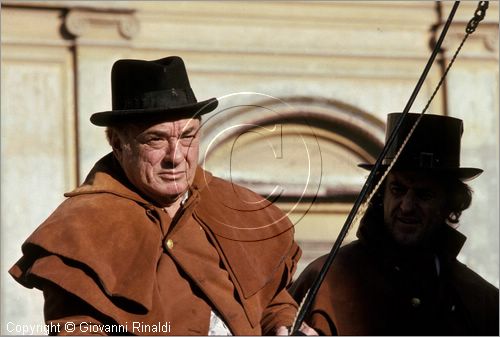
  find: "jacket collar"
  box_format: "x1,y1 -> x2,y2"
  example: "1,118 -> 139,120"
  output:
65,153 -> 149,204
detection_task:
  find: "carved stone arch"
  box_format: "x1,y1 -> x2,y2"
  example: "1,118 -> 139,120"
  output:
200,95 -> 385,269
200,95 -> 385,201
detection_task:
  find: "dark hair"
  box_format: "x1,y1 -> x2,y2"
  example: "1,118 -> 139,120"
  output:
442,177 -> 472,224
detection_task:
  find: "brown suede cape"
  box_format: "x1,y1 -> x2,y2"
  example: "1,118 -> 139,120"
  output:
10,153 -> 301,335
290,213 -> 499,336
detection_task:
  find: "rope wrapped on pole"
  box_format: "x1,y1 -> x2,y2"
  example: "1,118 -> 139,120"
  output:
290,2 -> 465,335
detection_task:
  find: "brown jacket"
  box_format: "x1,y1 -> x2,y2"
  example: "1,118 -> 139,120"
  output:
290,215 -> 499,336
10,153 -> 301,335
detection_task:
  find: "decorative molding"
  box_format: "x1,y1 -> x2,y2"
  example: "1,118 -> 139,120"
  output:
440,22 -> 499,58
64,8 -> 139,40
117,15 -> 140,39
1,1 -> 132,10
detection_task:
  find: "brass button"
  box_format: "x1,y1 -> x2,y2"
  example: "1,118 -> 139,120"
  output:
166,239 -> 174,250
410,297 -> 421,307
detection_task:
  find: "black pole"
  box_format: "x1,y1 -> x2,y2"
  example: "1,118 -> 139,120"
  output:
290,2 -> 461,334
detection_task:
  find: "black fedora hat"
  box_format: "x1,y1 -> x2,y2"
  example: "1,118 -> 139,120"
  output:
359,113 -> 482,180
90,56 -> 218,126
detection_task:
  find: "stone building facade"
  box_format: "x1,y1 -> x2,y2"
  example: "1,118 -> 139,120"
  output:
1,1 -> 498,332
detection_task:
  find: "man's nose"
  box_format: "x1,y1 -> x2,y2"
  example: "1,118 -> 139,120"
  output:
163,138 -> 184,164
400,191 -> 416,213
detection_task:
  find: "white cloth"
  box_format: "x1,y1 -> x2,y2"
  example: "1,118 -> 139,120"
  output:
208,310 -> 232,335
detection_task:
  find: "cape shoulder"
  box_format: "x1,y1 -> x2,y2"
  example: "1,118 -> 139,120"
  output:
12,192 -> 162,312
194,175 -> 294,241
451,260 -> 499,334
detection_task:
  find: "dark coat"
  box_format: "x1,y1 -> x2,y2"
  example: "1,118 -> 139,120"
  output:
290,214 -> 499,336
10,153 -> 301,335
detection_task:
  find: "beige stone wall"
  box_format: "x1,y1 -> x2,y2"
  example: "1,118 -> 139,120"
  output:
1,1 -> 498,333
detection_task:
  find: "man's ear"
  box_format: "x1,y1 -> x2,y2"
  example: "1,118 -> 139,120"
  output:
108,130 -> 123,161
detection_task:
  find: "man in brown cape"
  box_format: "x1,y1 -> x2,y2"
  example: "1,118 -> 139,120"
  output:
9,56 -> 312,335
290,113 -> 499,335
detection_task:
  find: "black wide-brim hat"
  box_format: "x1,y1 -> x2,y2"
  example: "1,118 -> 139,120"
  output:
359,113 -> 483,181
90,56 -> 218,126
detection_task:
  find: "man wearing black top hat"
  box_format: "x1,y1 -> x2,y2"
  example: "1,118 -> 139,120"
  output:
290,113 -> 499,335
9,56 -> 314,335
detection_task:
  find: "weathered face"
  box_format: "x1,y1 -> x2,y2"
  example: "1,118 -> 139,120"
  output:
383,170 -> 448,247
111,118 -> 200,207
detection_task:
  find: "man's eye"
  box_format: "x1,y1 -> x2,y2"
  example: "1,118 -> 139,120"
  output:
179,134 -> 195,145
417,191 -> 434,201
390,186 -> 405,196
145,137 -> 164,146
